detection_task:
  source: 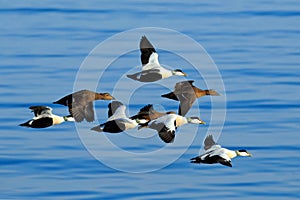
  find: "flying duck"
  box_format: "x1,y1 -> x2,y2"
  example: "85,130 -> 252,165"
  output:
140,113 -> 205,143
126,36 -> 187,82
91,101 -> 148,133
190,135 -> 252,167
53,89 -> 115,122
161,80 -> 220,116
19,106 -> 74,128
130,104 -> 176,121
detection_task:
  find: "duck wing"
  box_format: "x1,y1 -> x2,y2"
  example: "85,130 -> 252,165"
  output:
174,80 -> 195,90
214,153 -> 232,167
127,68 -> 162,82
84,102 -> 95,122
68,102 -> 84,122
140,36 -> 156,65
149,114 -> 177,143
204,135 -> 217,150
131,104 -> 166,121
130,104 -> 153,121
107,101 -> 127,121
177,91 -> 197,116
29,106 -> 52,117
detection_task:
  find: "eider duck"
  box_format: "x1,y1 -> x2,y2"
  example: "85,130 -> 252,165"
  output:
127,36 -> 187,82
161,80 -> 220,116
130,104 -> 176,121
91,101 -> 148,133
53,89 -> 114,122
190,135 -> 252,167
19,106 -> 74,128
140,113 -> 205,143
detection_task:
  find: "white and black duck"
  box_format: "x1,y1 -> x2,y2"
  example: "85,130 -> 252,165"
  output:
19,106 -> 74,128
140,113 -> 205,143
127,36 -> 187,82
190,135 -> 252,167
91,101 -> 148,133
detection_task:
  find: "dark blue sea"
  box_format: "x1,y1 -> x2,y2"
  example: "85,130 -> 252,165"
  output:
1,0 -> 300,199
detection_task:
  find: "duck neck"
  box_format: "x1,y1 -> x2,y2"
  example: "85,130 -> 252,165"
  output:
63,116 -> 75,122
227,150 -> 238,159
160,68 -> 172,78
52,115 -> 65,125
176,116 -> 188,127
193,88 -> 206,98
135,118 -> 148,125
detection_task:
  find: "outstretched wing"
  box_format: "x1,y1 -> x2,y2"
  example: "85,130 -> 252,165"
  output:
131,104 -> 167,121
174,80 -> 195,91
140,36 -> 156,65
149,114 -> 177,143
107,101 -> 127,121
84,102 -> 95,122
174,81 -> 197,116
216,153 -> 232,167
68,102 -> 85,122
204,135 -> 217,150
178,93 -> 196,116
29,106 -> 52,117
131,104 -> 153,121
127,68 -> 162,82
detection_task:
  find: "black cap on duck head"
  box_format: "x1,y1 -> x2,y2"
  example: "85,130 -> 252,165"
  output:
236,149 -> 252,157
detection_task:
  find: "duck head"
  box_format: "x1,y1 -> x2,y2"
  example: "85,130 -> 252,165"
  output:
172,69 -> 187,76
236,149 -> 252,157
96,93 -> 115,100
187,116 -> 206,124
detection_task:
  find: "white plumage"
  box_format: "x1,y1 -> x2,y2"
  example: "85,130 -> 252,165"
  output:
91,101 -> 148,133
191,135 -> 252,167
142,113 -> 205,143
127,36 -> 187,82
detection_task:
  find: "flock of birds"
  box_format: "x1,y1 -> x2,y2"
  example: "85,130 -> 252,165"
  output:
19,36 -> 252,167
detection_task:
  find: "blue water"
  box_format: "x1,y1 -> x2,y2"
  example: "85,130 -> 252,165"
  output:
1,0 -> 300,199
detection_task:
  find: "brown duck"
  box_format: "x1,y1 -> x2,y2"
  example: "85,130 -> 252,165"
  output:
161,80 -> 220,116
130,104 -> 176,121
53,89 -> 114,122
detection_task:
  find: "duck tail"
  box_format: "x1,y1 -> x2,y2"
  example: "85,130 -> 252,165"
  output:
90,125 -> 103,132
190,156 -> 202,164
126,73 -> 137,80
53,96 -> 69,106
161,92 -> 178,101
19,120 -> 31,127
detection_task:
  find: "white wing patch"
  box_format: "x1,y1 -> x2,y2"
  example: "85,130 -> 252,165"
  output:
150,113 -> 177,131
142,53 -> 161,70
107,104 -> 127,121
